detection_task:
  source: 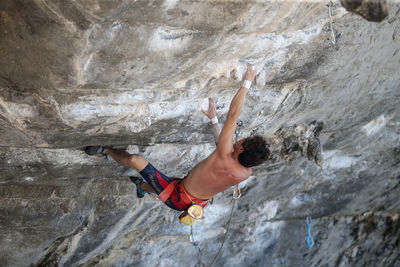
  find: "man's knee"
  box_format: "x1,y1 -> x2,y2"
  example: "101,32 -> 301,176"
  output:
128,154 -> 148,172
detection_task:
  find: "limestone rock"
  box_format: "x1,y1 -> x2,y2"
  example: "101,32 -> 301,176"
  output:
340,0 -> 389,22
0,0 -> 400,266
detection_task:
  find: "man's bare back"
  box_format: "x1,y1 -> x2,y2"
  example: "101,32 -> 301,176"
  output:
184,149 -> 252,200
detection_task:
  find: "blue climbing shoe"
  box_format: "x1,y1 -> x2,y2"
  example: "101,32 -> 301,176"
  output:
129,176 -> 146,198
84,146 -> 106,155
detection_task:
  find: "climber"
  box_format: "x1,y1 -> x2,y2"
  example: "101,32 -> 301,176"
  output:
85,65 -> 270,215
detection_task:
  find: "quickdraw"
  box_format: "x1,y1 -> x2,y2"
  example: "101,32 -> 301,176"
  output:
233,120 -> 243,200
328,1 -> 336,44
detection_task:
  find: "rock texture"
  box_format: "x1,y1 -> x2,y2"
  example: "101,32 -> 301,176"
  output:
341,0 -> 389,22
1,0 -> 400,266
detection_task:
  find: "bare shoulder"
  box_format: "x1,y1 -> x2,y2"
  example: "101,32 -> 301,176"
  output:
203,150 -> 251,176
230,156 -> 252,180
208,149 -> 233,165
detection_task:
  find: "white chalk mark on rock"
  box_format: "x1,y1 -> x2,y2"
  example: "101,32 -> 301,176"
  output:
362,114 -> 386,136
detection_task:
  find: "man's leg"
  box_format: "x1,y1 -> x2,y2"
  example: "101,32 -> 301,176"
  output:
106,147 -> 155,194
106,147 -> 148,171
140,182 -> 155,193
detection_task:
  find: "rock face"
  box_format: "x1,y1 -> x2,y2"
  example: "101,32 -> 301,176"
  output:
341,0 -> 389,22
1,1 -> 400,266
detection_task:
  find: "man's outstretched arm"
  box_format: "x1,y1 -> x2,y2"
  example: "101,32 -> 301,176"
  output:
216,65 -> 256,155
202,98 -> 221,145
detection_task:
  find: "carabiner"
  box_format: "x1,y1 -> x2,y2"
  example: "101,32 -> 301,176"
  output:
233,185 -> 241,199
306,215 -> 312,225
327,1 -> 336,44
307,235 -> 315,247
306,215 -> 315,247
235,120 -> 243,138
328,1 -> 333,17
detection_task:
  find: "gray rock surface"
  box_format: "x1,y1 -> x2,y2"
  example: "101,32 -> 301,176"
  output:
341,0 -> 389,22
0,0 -> 399,266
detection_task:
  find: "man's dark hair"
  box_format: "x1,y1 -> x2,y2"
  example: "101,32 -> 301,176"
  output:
238,135 -> 270,167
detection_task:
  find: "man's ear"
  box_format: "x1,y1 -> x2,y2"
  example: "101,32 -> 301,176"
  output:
238,145 -> 244,153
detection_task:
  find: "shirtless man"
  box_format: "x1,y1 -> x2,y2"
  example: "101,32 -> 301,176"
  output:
88,65 -> 270,215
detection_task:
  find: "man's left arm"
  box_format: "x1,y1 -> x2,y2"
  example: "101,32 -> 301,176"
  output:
202,98 -> 221,145
216,65 -> 256,156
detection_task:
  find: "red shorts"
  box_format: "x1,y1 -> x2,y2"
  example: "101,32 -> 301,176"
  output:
139,162 -> 208,211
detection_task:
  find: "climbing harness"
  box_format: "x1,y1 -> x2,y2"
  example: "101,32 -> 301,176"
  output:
180,184 -> 206,225
328,1 -> 336,44
158,179 -> 209,226
306,215 -> 315,248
